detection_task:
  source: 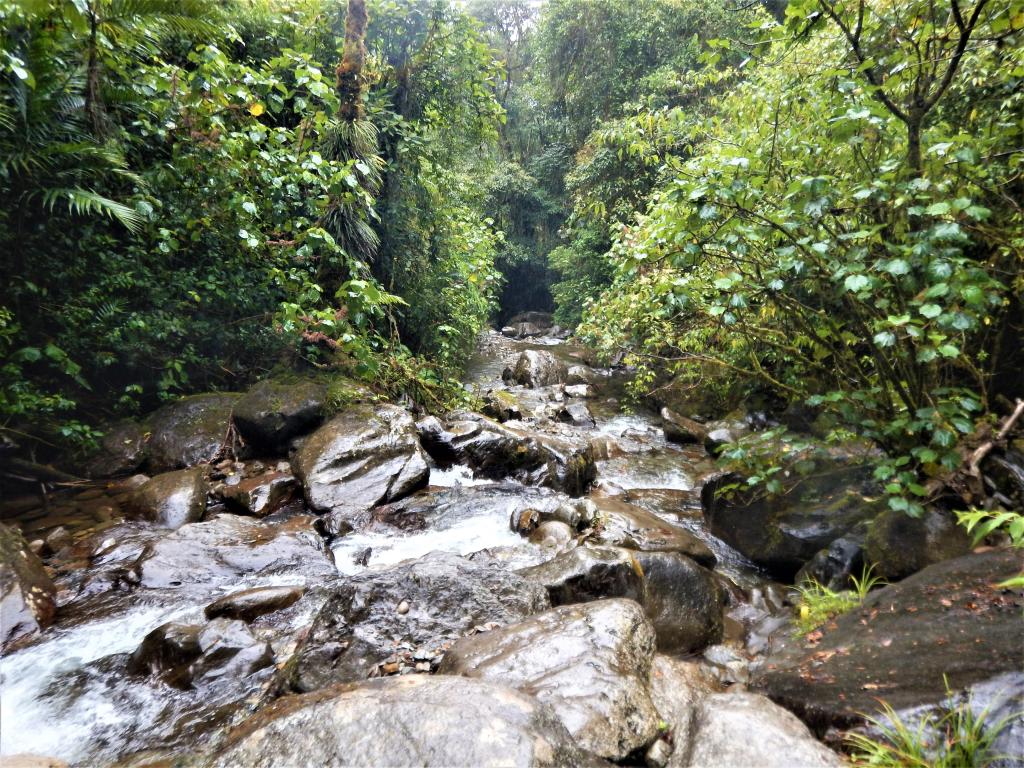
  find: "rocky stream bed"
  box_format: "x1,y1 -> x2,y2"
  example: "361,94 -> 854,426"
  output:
1,318 -> 1022,767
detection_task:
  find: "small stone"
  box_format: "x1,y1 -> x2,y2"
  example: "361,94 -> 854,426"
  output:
275,461 -> 291,473
510,508 -> 540,535
396,600 -> 410,615
382,661 -> 399,675
415,662 -> 431,672
44,526 -> 73,554
645,736 -> 673,768
28,539 -> 45,556
93,537 -> 118,558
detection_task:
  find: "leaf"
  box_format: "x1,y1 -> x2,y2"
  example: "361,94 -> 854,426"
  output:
919,303 -> 942,319
844,274 -> 870,292
249,102 -> 265,116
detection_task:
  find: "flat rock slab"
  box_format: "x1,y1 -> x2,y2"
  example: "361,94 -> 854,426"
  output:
212,675 -> 598,768
132,514 -> 336,590
754,549 -> 1024,732
439,598 -> 660,759
288,551 -> 550,691
591,496 -> 716,567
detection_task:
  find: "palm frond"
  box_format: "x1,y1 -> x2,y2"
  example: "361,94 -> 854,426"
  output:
41,187 -> 143,231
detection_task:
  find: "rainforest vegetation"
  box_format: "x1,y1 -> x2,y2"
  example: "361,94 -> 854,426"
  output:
1,0 -> 1022,518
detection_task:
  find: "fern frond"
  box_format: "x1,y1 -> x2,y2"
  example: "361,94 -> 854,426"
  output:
41,188 -> 143,231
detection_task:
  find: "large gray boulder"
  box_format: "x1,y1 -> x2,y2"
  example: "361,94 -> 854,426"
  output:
510,350 -> 568,388
863,506 -> 971,581
292,404 -> 429,525
439,598 -> 660,760
685,692 -> 844,768
519,546 -> 724,653
211,675 -> 597,768
661,407 -> 708,445
232,378 -> 328,453
147,393 -> 240,471
754,549 -> 1024,734
126,467 -> 209,529
217,472 -> 297,517
288,551 -> 550,691
647,655 -> 720,766
83,419 -> 149,477
1,522 -> 57,649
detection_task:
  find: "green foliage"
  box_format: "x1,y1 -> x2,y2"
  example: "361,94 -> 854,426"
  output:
956,508 -> 1024,548
846,686 -> 1022,767
794,564 -> 884,636
578,0 -> 1024,513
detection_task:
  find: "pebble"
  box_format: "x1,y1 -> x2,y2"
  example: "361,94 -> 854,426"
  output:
93,537 -> 118,558
396,600 -> 410,615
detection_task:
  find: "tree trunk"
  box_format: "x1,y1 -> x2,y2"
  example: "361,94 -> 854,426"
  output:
906,118 -> 922,177
337,0 -> 369,122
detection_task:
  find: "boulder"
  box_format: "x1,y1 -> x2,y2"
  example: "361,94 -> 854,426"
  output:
863,507 -> 971,581
131,513 -> 336,590
188,618 -> 274,687
557,402 -> 596,428
507,311 -> 554,328
754,549 -> 1024,734
633,550 -> 724,653
564,384 -> 596,399
647,655 -> 720,766
292,404 -> 429,524
417,415 -> 594,496
127,621 -> 203,686
212,675 -> 595,768
510,350 -> 567,388
685,692 -> 844,768
218,472 -> 297,517
528,520 -> 575,548
519,546 -> 722,653
481,390 -> 526,422
84,419 -> 149,477
439,599 -> 660,760
591,496 -> 716,567
0,522 -> 57,649
126,467 -> 209,529
519,545 -> 644,606
703,428 -> 736,455
287,551 -> 549,691
702,466 -> 882,579
204,585 -> 305,622
232,379 -> 328,453
566,365 -> 597,386
661,408 -> 708,445
147,393 -> 240,471
794,529 -> 866,591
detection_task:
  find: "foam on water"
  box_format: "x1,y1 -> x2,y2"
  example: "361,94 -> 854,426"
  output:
427,463 -> 495,488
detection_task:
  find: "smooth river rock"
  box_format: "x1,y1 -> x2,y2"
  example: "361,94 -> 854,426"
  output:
292,404 -> 429,525
510,350 -> 568,388
212,675 -> 599,768
126,467 -> 209,529
439,598 -> 660,760
232,378 -> 328,453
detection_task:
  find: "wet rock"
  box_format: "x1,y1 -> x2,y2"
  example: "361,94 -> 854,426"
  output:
204,585 -> 305,622
292,404 -> 429,524
557,402 -> 596,427
686,692 -> 844,768
661,408 -> 708,445
519,545 -> 644,606
754,549 -> 1024,733
212,675 -> 595,768
288,551 -> 549,691
634,550 -> 724,653
702,644 -> 750,685
510,350 -> 568,388
127,467 -> 209,529
127,622 -> 203,685
566,366 -> 597,387
188,618 -> 274,687
0,756 -> 69,768
510,507 -> 541,534
863,506 -> 971,581
702,465 -> 882,579
481,389 -> 526,422
418,415 -> 595,496
232,378 -> 328,453
528,520 -> 575,548
147,393 -> 240,471
564,384 -> 596,399
43,526 -> 73,555
795,529 -> 866,591
133,513 -> 335,590
439,599 -> 660,759
703,428 -> 736,455
648,655 -> 720,766
218,472 -> 297,517
0,522 -> 57,649
84,419 -> 149,477
507,321 -> 543,339
591,497 -> 716,567
507,311 -> 554,328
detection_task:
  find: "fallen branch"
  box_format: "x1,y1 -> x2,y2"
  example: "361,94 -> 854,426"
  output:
968,398 -> 1024,480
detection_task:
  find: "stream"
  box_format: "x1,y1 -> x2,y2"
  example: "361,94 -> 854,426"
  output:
1,327 -> 785,766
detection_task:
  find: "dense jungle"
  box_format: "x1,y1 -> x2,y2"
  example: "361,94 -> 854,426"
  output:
1,0 -> 1022,765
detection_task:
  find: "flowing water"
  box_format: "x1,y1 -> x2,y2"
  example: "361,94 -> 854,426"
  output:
1,327 -> 775,765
